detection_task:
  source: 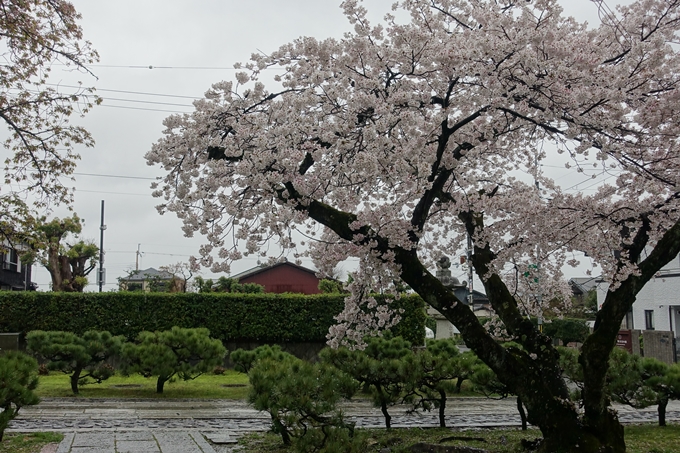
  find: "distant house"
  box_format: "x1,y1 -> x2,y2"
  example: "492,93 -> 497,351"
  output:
569,276 -> 599,301
427,286 -> 489,339
0,243 -> 34,291
118,267 -> 180,292
231,261 -> 322,295
596,254 -> 680,360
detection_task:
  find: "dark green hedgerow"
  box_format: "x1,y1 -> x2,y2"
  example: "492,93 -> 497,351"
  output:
0,292 -> 425,345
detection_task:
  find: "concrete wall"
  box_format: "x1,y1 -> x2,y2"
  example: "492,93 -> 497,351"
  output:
642,330 -> 676,364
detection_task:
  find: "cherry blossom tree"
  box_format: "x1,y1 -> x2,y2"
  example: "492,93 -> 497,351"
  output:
147,1 -> 680,451
0,0 -> 99,247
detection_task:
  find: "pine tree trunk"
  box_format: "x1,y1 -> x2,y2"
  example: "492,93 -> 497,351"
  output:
156,375 -> 168,394
517,396 -> 527,431
273,416 -> 291,446
70,368 -> 82,395
658,396 -> 668,427
438,389 -> 447,428
381,401 -> 391,429
455,376 -> 464,393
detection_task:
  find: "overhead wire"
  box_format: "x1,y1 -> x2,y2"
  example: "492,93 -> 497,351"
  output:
44,83 -> 202,100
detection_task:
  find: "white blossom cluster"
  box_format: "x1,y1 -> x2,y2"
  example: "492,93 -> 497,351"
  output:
147,0 -> 680,345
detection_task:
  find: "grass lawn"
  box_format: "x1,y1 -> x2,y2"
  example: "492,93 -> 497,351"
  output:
0,432 -> 63,453
34,370 -> 250,399
238,424 -> 680,453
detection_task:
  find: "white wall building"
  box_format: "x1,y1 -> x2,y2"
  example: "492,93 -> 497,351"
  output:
596,255 -> 680,355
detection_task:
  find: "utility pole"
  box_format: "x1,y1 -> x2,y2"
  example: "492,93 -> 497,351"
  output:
535,155 -> 542,330
135,244 -> 141,272
467,232 -> 474,306
98,200 -> 106,292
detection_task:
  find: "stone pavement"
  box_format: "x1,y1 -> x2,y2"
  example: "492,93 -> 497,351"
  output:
7,398 -> 680,453
55,431 -> 216,453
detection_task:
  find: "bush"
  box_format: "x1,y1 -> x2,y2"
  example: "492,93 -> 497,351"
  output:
121,327 -> 226,393
0,351 -> 39,441
0,292 -> 425,345
26,330 -> 124,394
321,335 -> 414,429
404,338 -> 464,428
542,318 -> 590,345
248,354 -> 359,451
230,344 -> 293,374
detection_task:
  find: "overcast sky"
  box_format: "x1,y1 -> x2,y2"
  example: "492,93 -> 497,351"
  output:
19,0 -> 630,291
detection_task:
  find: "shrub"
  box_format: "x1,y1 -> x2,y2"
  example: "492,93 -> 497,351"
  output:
230,344 -> 293,374
320,335 -> 414,429
26,330 -> 124,394
0,292 -> 425,346
403,338 -> 464,427
0,351 -> 40,441
542,318 -> 590,345
121,327 -> 226,393
248,354 -> 359,451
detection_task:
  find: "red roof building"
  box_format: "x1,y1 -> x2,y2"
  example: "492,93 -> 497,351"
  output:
231,261 -> 322,294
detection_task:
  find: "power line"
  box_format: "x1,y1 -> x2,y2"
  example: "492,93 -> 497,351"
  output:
73,172 -> 156,181
45,83 -> 201,100
98,104 -> 190,114
76,188 -> 152,197
102,96 -> 193,108
92,64 -> 259,70
51,63 -> 286,71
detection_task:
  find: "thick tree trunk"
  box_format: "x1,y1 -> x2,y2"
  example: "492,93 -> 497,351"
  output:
296,181 -> 680,453
397,248 -> 627,453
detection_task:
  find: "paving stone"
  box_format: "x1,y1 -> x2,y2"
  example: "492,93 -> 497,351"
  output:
203,432 -> 237,444
116,440 -> 160,452
117,432 -> 156,441
72,432 -> 115,447
154,431 -> 216,453
55,433 -> 74,453
70,448 -> 115,453
189,431 -> 219,452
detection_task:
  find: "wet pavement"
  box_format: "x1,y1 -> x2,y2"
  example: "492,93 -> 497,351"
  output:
8,398 -> 680,452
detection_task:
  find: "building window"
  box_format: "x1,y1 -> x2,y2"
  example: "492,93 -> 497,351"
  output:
625,309 -> 634,329
9,249 -> 18,272
645,310 -> 655,330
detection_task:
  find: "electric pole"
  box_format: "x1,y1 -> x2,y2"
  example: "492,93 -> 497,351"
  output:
98,200 -> 106,292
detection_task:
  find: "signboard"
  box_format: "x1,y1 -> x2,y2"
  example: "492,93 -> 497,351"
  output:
616,329 -> 633,353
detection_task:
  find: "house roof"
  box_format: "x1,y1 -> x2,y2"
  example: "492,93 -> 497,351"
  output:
453,287 -> 489,305
569,276 -> 600,295
122,267 -> 173,282
231,260 -> 319,280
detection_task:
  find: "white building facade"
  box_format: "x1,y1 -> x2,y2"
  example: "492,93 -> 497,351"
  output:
596,255 -> 680,357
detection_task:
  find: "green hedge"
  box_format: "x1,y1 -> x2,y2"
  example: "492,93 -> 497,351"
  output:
0,292 -> 425,345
